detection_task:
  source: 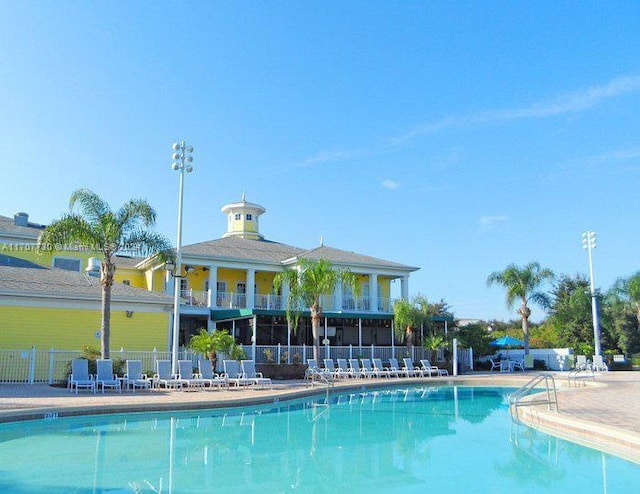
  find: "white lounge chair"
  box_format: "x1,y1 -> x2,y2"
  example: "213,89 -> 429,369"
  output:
123,360 -> 152,392
359,359 -> 378,378
199,360 -> 229,390
489,358 -> 501,372
575,355 -> 589,370
403,358 -> 425,377
420,359 -> 449,376
154,360 -> 183,390
348,358 -> 368,378
337,358 -> 355,378
241,360 -> 273,389
372,358 -> 395,378
388,358 -> 410,378
178,360 -> 206,390
96,359 -> 121,393
592,355 -> 609,372
68,358 -> 96,393
223,360 -> 252,387
324,358 -> 346,379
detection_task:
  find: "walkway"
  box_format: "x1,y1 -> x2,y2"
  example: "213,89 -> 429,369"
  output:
1,371 -> 639,463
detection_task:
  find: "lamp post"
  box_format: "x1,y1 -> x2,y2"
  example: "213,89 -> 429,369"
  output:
582,230 -> 601,357
170,141 -> 194,376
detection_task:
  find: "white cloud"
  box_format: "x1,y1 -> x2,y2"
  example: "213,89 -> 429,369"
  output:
478,215 -> 508,232
391,74 -> 640,145
381,179 -> 400,190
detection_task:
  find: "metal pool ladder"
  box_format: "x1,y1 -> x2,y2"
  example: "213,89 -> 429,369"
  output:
307,368 -> 335,421
509,372 -> 559,422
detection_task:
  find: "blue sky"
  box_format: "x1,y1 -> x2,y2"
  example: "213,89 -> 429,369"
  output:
2,2 -> 639,322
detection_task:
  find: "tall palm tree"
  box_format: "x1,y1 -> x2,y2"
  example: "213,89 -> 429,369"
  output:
38,188 -> 172,358
487,262 -> 554,354
273,258 -> 360,362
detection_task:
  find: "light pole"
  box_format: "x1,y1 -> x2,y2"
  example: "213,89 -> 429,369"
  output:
170,141 -> 194,376
582,230 -> 601,356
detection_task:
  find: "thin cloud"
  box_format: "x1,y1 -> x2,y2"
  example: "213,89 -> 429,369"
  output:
391,75 -> 640,146
478,215 -> 509,232
381,179 -> 400,190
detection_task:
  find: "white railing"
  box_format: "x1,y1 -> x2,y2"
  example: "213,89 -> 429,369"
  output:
0,347 -> 196,384
208,293 -> 392,312
215,292 -> 246,308
255,293 -> 283,309
179,289 -> 209,307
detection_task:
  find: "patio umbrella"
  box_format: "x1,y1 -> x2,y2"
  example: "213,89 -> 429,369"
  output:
489,336 -> 524,359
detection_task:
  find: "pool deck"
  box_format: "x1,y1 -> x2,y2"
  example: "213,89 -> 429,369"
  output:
1,371 -> 639,463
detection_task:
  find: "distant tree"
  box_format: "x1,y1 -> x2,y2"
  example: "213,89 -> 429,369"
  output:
487,262 -> 554,354
545,274 -> 594,351
273,258 -> 360,362
38,189 -> 172,359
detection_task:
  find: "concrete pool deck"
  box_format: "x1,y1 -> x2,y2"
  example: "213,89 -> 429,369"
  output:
1,371 -> 639,463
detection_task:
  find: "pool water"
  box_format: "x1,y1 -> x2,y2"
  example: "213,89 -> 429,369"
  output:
0,386 -> 638,493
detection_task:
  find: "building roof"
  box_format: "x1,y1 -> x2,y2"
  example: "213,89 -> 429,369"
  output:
0,214 -> 45,240
181,236 -> 418,272
0,263 -> 172,304
182,236 -> 305,264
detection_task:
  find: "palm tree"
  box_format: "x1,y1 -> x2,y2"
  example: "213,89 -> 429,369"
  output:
189,329 -> 235,371
38,188 -> 172,359
273,258 -> 360,362
487,262 -> 554,354
393,294 -> 432,356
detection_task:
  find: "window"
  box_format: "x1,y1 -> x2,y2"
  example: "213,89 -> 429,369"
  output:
234,213 -> 241,220
246,213 -> 252,221
217,281 -> 227,293
122,280 -> 131,286
52,257 -> 81,272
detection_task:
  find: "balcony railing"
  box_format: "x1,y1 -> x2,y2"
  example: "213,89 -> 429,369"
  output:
177,290 -> 392,312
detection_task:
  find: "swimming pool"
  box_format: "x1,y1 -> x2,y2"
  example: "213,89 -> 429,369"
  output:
0,385 -> 638,492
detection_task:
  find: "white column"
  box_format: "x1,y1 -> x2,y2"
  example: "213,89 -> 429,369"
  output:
400,276 -> 409,299
246,268 -> 255,309
335,279 -> 343,311
207,266 -> 217,308
251,315 -> 257,360
281,281 -> 290,310
165,270 -> 175,296
369,273 -> 378,312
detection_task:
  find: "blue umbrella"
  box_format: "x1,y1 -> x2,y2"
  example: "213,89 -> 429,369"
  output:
490,336 -> 524,347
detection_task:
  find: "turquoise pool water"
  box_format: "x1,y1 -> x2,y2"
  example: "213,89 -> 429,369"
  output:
0,386 -> 638,492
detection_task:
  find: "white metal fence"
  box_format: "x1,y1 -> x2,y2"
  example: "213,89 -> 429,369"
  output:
0,344 -> 474,383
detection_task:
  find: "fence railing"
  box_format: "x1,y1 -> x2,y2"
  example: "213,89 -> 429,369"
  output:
0,345 -> 474,383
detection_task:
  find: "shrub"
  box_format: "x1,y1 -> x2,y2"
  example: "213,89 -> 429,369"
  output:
533,359 -> 547,370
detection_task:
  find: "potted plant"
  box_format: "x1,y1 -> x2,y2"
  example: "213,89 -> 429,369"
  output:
188,329 -> 235,371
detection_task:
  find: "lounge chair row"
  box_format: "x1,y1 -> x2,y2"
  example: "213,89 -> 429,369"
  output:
68,358 -> 273,393
305,357 -> 448,381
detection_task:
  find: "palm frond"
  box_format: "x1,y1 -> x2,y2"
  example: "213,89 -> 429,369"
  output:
69,189 -> 111,226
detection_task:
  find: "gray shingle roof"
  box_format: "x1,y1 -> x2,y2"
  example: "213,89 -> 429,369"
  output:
0,215 -> 45,240
0,264 -> 172,304
182,236 -> 305,264
181,236 -> 418,271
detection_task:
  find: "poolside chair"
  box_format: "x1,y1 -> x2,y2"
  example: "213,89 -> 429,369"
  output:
198,360 -> 229,390
241,360 -> 273,389
388,358 -> 410,378
360,359 -> 379,378
348,358 -> 368,378
592,355 -> 609,372
96,359 -> 121,393
511,359 -> 525,372
420,359 -> 449,376
177,360 -> 206,390
68,358 -> 96,394
403,358 -> 425,377
123,360 -> 152,392
575,355 -> 589,370
323,358 -> 344,379
154,360 -> 183,390
337,358 -> 355,378
489,358 -> 501,372
305,359 -> 320,380
372,358 -> 395,378
223,360 -> 252,387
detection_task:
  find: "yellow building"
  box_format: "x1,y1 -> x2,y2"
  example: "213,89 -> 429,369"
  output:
0,197 -> 419,353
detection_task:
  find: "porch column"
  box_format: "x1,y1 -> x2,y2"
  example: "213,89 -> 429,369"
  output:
400,275 -> 409,299
369,273 -> 378,312
358,318 -> 362,352
165,270 -> 174,296
335,279 -> 343,311
207,266 -> 217,308
246,268 -> 255,309
281,281 -> 290,310
391,320 -> 395,358
251,315 -> 257,360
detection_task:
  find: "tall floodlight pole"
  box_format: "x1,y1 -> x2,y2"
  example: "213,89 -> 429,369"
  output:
171,141 -> 194,376
582,230 -> 601,356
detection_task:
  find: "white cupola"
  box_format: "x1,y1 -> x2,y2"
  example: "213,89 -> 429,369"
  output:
221,193 -> 266,240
